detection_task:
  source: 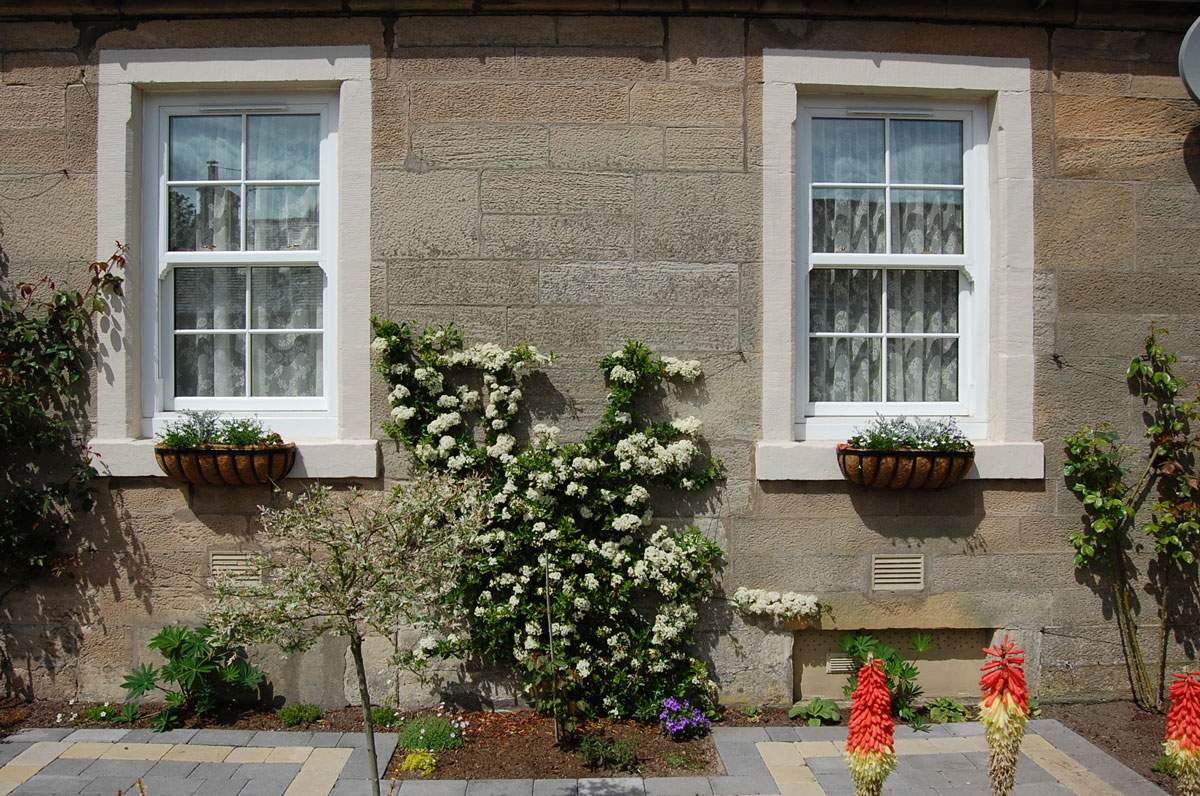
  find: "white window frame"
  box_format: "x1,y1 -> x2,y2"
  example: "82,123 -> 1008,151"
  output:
147,94 -> 338,417
798,99 -> 988,439
92,47 -> 377,478
757,51 -> 1043,480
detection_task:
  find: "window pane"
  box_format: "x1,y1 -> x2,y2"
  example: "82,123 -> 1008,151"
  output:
169,115 -> 241,181
169,186 -> 241,252
890,120 -> 963,185
809,268 -> 881,333
886,270 -> 958,333
890,189 -> 963,254
887,338 -> 958,402
251,333 -> 323,396
174,267 -> 246,330
175,334 -> 246,397
248,114 -> 320,180
246,186 -> 319,251
810,337 -> 880,402
812,188 -> 885,253
251,267 -> 323,329
812,118 -> 884,183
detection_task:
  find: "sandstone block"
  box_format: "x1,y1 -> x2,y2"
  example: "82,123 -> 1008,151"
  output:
372,80 -> 409,169
539,261 -> 737,305
0,171 -> 95,263
0,23 -> 77,51
410,123 -> 547,168
755,479 -> 898,518
383,304 -> 507,346
1056,94 -> 1200,141
667,17 -> 745,83
1136,225 -> 1200,270
0,85 -> 64,129
1058,268 -> 1200,315
95,17 -> 382,50
391,46 -> 515,81
481,170 -> 633,214
745,83 -> 763,170
506,305 -> 606,352
1135,182 -> 1200,226
1052,28 -> 1156,62
599,304 -> 738,352
978,481 -> 1056,517
481,213 -> 632,260
555,16 -> 663,47
411,81 -> 628,124
630,82 -> 742,126
635,172 -> 760,262
385,260 -> 539,305
1051,59 -> 1132,96
665,126 -> 744,171
739,260 -> 760,352
65,83 -> 96,173
394,15 -> 555,47
2,51 -> 84,86
1131,61 -> 1188,99
373,169 -> 479,258
0,127 -> 64,171
1035,180 -> 1133,270
514,46 -> 665,81
549,125 -> 663,170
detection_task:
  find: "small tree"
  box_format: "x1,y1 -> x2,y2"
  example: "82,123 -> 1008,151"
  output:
207,474 -> 485,796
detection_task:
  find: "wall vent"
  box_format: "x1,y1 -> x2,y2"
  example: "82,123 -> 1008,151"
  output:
210,552 -> 259,584
825,654 -> 857,675
871,554 -> 925,591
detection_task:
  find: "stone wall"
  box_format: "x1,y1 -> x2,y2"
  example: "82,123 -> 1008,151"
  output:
1,7 -> 1198,708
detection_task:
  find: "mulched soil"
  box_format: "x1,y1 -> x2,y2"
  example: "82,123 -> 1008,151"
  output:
0,697 -> 1180,790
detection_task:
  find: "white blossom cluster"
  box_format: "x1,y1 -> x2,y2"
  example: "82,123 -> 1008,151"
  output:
660,356 -> 702,381
732,587 -> 822,622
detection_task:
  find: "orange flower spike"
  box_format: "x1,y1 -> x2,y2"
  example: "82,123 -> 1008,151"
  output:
979,635 -> 1030,796
1165,671 -> 1200,796
844,657 -> 896,796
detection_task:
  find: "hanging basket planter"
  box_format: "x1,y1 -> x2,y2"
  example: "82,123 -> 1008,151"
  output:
154,443 -> 297,486
836,446 -> 975,489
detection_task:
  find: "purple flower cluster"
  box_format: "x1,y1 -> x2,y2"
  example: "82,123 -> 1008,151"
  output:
659,697 -> 712,740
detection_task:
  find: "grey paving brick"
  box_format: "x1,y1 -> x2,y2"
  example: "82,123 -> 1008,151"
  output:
943,723 -> 985,737
935,766 -> 992,788
137,775 -> 204,795
764,727 -> 799,742
190,762 -> 243,780
1011,785 -> 1075,796
190,730 -> 257,746
706,774 -> 776,795
805,755 -> 847,774
904,752 -> 977,771
147,760 -> 201,778
794,725 -> 849,741
466,779 -> 533,796
39,757 -> 96,776
1012,757 -> 1057,784
331,782 -> 380,796
10,774 -> 87,794
193,779 -> 249,796
643,775 -> 713,795
533,779 -> 578,796
247,731 -> 313,747
399,780 -> 468,796
234,762 -> 301,780
81,758 -> 157,779
577,777 -> 645,796
710,727 -> 770,743
121,728 -> 199,744
309,732 -> 346,747
236,779 -> 292,796
345,745 -> 394,778
4,728 -> 74,742
0,741 -> 31,765
63,728 -> 130,743
80,776 -> 141,794
710,741 -> 767,776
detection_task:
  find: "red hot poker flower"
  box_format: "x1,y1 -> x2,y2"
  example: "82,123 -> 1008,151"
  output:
980,635 -> 1028,713
1167,672 -> 1200,755
844,657 -> 895,796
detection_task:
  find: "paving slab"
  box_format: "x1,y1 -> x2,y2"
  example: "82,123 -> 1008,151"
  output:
643,776 -> 713,795
532,779 -> 578,796
122,729 -> 200,744
466,779 -> 534,796
248,732 -> 313,748
2,729 -> 74,744
194,779 -> 251,796
577,777 -> 644,796
398,780 -> 469,796
190,730 -> 258,746
62,730 -> 129,744
0,745 -> 31,767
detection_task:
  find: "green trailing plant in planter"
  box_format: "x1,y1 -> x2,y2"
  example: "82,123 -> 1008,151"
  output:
838,416 -> 975,489
154,410 -> 294,486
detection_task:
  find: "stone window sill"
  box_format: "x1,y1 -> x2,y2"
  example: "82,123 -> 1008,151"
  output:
755,440 -> 1044,481
89,438 -> 380,479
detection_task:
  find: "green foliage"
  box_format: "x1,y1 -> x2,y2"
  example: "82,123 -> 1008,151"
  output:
663,750 -> 707,771
121,625 -> 264,732
0,246 -> 125,582
277,703 -> 322,726
840,633 -> 931,725
370,321 -> 724,722
1153,755 -> 1178,777
397,715 -> 466,752
926,697 -> 970,724
156,410 -> 283,448
84,702 -> 117,722
399,750 -> 438,776
846,416 -> 973,452
788,697 -> 840,726
372,706 -> 405,728
1027,696 -> 1041,717
113,703 -> 140,724
577,732 -> 638,771
740,705 -> 762,719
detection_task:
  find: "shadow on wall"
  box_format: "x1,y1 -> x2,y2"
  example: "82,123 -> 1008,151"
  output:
1184,126 -> 1200,190
1,480 -> 153,701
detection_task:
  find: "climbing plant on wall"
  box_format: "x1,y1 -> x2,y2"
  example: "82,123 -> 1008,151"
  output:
1064,324 -> 1200,710
370,320 -> 723,723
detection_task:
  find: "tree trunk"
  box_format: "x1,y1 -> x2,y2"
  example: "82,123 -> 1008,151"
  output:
350,633 -> 381,796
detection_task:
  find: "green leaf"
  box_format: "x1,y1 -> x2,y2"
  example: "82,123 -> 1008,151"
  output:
121,664 -> 159,700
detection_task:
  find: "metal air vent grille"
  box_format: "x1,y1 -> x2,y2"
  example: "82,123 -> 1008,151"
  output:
871,554 -> 925,591
826,654 -> 857,675
210,552 -> 259,585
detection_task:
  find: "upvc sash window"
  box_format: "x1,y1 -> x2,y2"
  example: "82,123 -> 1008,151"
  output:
798,100 -> 987,431
147,94 -> 337,414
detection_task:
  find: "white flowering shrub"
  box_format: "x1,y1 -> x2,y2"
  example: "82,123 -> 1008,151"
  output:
732,587 -> 823,623
370,320 -> 723,720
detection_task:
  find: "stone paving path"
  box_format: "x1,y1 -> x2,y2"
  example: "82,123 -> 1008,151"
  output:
0,720 -> 1167,796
